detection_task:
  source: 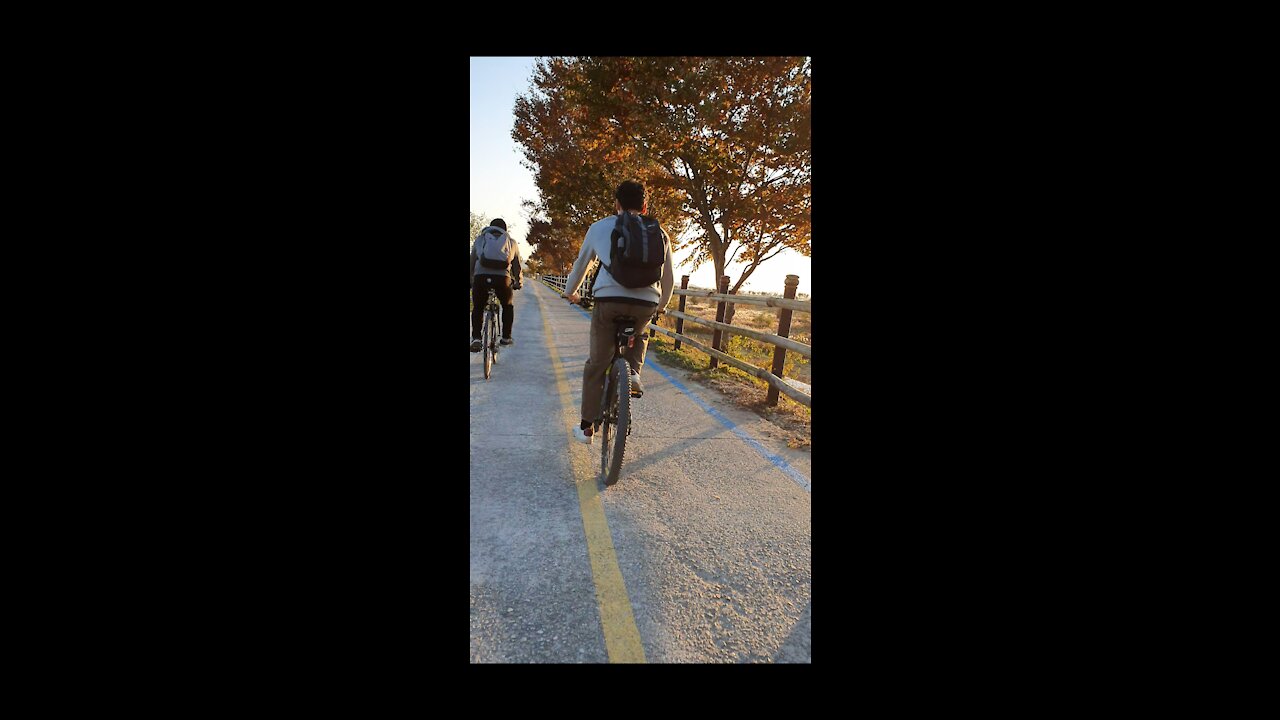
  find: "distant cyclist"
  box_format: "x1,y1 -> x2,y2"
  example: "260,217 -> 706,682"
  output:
470,218 -> 523,351
561,181 -> 673,444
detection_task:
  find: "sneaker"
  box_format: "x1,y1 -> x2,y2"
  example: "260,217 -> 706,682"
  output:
629,372 -> 644,398
470,338 -> 481,352
500,337 -> 514,346
572,426 -> 593,445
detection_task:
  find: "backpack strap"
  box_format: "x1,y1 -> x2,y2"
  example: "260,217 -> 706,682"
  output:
637,214 -> 650,264
603,213 -> 627,278
613,213 -> 627,247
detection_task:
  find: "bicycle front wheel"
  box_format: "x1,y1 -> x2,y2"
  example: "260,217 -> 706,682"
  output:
600,358 -> 630,486
483,310 -> 494,379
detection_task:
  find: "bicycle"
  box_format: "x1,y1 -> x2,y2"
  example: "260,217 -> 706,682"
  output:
475,280 -> 521,378
562,289 -> 664,485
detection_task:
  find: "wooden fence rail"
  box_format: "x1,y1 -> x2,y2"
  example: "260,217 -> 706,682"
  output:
673,289 -> 811,313
664,310 -> 812,358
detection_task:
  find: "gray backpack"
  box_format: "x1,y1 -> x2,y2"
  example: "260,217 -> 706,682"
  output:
477,227 -> 514,270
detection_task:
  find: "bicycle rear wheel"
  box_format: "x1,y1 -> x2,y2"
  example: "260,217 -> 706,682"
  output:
600,358 -> 630,486
483,309 -> 494,379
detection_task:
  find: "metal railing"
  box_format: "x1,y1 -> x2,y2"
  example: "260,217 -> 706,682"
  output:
539,273 -> 568,292
538,270 -> 596,305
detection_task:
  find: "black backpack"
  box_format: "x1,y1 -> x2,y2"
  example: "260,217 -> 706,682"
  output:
602,211 -> 665,288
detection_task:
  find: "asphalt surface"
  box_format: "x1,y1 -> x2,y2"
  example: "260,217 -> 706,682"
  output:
469,279 -> 811,663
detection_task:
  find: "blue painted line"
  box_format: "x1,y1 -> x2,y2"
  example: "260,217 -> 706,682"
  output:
644,362 -> 811,493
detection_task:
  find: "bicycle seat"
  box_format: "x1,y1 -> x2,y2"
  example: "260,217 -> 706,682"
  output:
613,316 -> 639,337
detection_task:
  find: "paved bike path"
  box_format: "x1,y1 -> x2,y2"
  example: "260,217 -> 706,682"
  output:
470,280 -> 811,663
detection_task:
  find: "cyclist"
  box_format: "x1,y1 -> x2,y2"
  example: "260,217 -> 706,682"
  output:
561,181 -> 673,444
470,218 -> 523,351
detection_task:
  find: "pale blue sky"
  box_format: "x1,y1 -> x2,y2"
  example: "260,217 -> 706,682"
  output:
470,56 -> 540,260
469,56 -> 810,296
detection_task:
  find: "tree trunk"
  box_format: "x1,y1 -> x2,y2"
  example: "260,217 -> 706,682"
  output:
723,271 -> 754,327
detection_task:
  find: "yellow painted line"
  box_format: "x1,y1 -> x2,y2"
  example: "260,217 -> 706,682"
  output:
536,288 -> 647,664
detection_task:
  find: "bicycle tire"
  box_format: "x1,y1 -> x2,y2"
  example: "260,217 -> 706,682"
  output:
491,303 -> 501,365
483,309 -> 494,379
600,358 -> 630,486
599,370 -> 613,478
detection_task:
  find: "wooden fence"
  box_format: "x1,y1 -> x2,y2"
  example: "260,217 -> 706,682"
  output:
539,272 -> 810,408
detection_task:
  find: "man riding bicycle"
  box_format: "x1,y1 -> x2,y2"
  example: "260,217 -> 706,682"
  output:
561,181 -> 674,444
470,218 -> 523,351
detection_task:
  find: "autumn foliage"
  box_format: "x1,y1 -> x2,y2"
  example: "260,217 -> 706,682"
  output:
513,57 -> 810,297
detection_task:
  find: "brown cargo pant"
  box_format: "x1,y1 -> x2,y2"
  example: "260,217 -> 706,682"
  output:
581,300 -> 656,423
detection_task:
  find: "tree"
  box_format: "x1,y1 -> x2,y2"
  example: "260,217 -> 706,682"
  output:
470,211 -> 487,249
513,57 -> 810,321
524,256 -> 547,275
523,215 -> 579,276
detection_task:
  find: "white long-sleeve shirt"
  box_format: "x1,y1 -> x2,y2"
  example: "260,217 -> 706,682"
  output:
564,214 -> 674,309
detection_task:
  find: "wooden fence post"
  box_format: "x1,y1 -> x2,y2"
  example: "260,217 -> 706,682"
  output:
674,275 -> 689,350
766,275 -> 800,406
710,275 -> 729,370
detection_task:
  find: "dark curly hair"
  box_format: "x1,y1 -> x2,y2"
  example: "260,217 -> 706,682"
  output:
615,181 -> 645,212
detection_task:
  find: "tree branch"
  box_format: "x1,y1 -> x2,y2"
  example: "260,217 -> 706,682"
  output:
756,245 -> 787,265
725,238 -> 743,268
